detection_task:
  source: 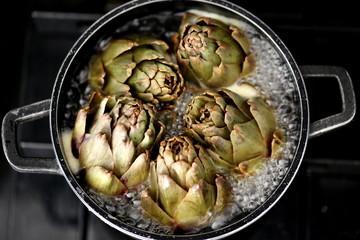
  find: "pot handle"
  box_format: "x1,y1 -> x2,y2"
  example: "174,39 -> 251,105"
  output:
1,99 -> 62,175
299,65 -> 356,139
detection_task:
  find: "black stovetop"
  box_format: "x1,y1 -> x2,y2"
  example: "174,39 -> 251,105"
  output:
1,1 -> 359,239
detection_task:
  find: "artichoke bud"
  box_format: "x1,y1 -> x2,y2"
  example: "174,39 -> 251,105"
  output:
88,34 -> 185,104
184,85 -> 284,176
141,136 -> 230,230
71,92 -> 165,196
173,13 -> 255,88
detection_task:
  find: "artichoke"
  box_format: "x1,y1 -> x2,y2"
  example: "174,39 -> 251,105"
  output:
172,13 -> 255,88
88,34 -> 185,104
70,92 -> 165,196
141,136 -> 230,230
184,83 -> 283,176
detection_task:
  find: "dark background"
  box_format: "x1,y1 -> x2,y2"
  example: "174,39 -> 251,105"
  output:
1,1 -> 359,239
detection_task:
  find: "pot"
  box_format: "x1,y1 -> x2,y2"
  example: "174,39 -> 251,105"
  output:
1,0 -> 356,239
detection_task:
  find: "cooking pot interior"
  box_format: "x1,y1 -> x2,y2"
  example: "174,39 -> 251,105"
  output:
52,0 -> 307,238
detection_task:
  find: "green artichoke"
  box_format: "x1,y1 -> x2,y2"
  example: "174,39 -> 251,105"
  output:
184,83 -> 283,176
88,34 -> 185,104
172,13 -> 255,88
141,136 -> 230,230
70,92 -> 165,196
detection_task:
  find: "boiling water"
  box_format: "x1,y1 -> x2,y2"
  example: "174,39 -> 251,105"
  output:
61,9 -> 301,235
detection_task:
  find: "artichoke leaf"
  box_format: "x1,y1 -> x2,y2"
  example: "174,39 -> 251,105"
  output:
103,77 -> 131,96
170,161 -> 191,190
135,92 -> 156,103
158,174 -> 187,217
112,123 -> 136,176
205,135 -> 233,164
213,175 -> 231,213
141,190 -> 174,226
106,51 -> 136,83
162,148 -> 175,167
92,97 -> 109,125
196,16 -> 229,31
156,93 -> 178,102
88,91 -> 105,110
205,148 -> 233,170
139,60 -> 158,79
221,88 -> 250,113
185,128 -> 206,145
89,113 -> 112,138
136,127 -> 155,153
230,120 -> 268,165
101,39 -> 135,65
120,153 -> 150,188
271,129 -> 285,159
197,146 -> 216,184
188,55 -> 214,82
79,133 -> 114,171
248,97 -> 277,147
213,30 -> 243,65
237,155 -> 266,176
191,122 -> 212,137
112,139 -> 135,177
216,58 -> 244,86
213,94 -> 228,112
130,34 -> 169,53
224,105 -> 249,130
229,82 -> 260,100
128,109 -> 148,146
126,66 -> 151,92
209,104 -> 226,127
185,160 -> 206,190
241,53 -> 256,77
179,13 -> 200,29
230,25 -> 251,55
149,161 -> 159,201
133,47 -> 165,63
202,125 -> 230,139
72,108 -> 88,154
185,139 -> 199,164
84,166 -> 127,196
63,130 -> 80,174
105,95 -> 120,110
154,121 -> 166,146
156,155 -> 170,176
146,73 -> 163,95
88,54 -> 106,90
173,180 -> 216,228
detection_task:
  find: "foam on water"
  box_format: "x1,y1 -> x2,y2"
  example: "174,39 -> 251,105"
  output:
61,9 -> 301,235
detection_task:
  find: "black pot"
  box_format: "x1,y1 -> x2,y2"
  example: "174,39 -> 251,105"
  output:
1,0 -> 356,239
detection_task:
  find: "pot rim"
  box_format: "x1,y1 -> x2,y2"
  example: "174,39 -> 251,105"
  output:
50,0 -> 309,239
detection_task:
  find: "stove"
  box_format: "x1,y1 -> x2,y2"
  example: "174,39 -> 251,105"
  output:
1,1 -> 359,239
